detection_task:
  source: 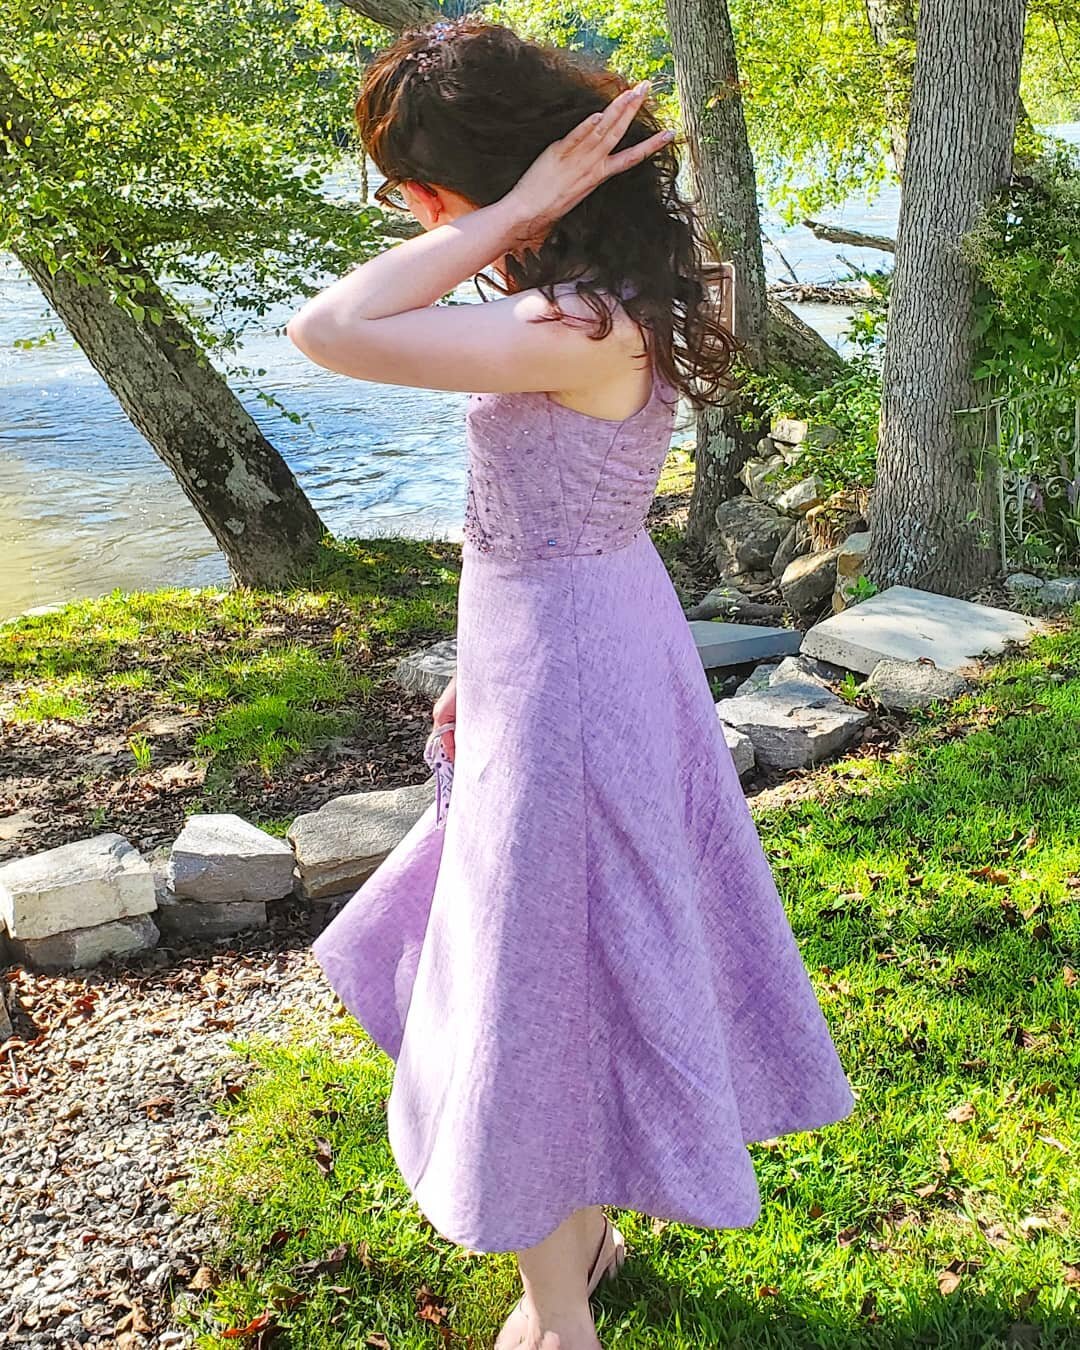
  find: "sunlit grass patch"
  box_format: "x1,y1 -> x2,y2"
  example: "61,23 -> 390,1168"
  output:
173,621 -> 1080,1347
8,677 -> 91,723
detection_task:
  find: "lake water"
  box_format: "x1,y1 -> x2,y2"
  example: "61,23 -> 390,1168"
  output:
2,126 -> 1075,620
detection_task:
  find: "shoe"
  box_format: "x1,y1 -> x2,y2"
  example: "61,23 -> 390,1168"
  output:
492,1215 -> 626,1349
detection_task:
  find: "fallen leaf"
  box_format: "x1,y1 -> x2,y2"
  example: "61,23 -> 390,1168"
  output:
415,1285 -> 449,1327
1064,967 -> 1076,988
757,1285 -> 780,1297
938,1269 -> 962,1296
947,1101 -> 977,1123
1063,1263 -> 1080,1287
808,1203 -> 824,1219
837,1225 -> 860,1247
971,865 -> 1011,885
312,1138 -> 334,1175
914,1182 -> 939,1199
222,1309 -> 275,1339
187,1267 -> 217,1291
366,1336 -> 391,1350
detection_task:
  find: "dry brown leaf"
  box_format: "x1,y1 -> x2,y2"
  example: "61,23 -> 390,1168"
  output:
366,1336 -> 391,1350
757,1285 -> 781,1297
937,1270 -> 962,1296
971,865 -> 1011,885
947,1101 -> 977,1123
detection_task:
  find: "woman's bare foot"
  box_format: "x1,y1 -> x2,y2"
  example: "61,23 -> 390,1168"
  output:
494,1207 -> 609,1350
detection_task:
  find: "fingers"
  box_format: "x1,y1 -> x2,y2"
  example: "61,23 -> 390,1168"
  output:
605,126 -> 677,178
562,79 -> 650,158
594,80 -> 652,151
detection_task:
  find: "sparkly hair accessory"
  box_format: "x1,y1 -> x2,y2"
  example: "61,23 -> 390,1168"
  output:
405,17 -> 464,78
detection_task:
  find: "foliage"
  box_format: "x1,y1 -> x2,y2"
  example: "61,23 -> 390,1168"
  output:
965,150 -> 1080,571
1,0 -> 394,378
173,619 -> 1080,1347
487,0 -> 1077,217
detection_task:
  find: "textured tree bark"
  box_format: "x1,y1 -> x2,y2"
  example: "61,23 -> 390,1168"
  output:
2,70 -> 327,587
665,0 -> 771,549
868,0 -> 1026,595
864,0 -> 916,177
17,248 -> 327,587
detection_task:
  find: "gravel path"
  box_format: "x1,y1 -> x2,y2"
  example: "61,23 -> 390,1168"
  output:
1,901 -> 338,1348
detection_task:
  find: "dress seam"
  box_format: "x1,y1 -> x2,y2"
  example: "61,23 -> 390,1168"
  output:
550,404 -> 596,1202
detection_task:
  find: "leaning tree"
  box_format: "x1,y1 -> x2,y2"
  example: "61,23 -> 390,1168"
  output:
1,0 -> 392,587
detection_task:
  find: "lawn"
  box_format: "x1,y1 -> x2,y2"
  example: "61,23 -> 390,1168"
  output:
171,618 -> 1080,1348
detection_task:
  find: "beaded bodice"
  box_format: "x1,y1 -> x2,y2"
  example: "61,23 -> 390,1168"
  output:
462,369 -> 679,562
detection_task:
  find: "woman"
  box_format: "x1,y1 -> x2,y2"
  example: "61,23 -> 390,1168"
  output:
290,18 -> 854,1350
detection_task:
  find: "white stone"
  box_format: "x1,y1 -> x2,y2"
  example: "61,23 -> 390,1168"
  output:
4,914 -> 159,972
1041,577 -> 1080,608
288,779 -> 436,900
774,476 -> 824,517
771,417 -> 809,446
0,834 -> 156,942
803,585 -> 1042,675
720,721 -> 756,779
166,814 -> 294,903
393,638 -> 457,700
716,680 -> 869,772
690,621 -> 801,670
739,455 -> 786,504
864,659 -> 969,712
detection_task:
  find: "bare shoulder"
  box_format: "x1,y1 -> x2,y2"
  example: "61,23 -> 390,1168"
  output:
514,283 -> 647,361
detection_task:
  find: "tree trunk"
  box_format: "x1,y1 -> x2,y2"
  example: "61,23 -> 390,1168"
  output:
867,0 -> 1025,595
2,69 -> 327,588
17,248 -> 327,588
665,0 -> 771,550
864,0 -> 916,177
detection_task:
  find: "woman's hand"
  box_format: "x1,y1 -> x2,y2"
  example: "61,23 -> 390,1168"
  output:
432,673 -> 456,763
505,80 -> 674,249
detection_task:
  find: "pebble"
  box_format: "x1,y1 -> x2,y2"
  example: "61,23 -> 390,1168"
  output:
0,921 -> 342,1346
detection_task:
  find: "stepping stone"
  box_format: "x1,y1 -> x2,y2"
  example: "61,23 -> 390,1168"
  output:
690,621 -> 801,670
0,834 -> 156,942
166,814 -> 294,904
288,779 -> 436,900
864,659 -> 969,712
716,680 -> 869,772
5,913 -> 160,972
803,585 -> 1042,675
393,638 -> 457,700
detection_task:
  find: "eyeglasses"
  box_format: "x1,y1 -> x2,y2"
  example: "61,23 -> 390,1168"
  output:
374,178 -> 410,211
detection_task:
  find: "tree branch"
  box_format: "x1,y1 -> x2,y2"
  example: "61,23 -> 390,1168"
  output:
802,218 -> 896,253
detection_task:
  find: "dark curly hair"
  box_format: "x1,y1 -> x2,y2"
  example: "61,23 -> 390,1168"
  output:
355,17 -> 737,409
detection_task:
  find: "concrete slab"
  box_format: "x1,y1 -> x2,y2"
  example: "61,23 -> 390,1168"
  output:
802,585 -> 1042,675
690,621 -> 801,670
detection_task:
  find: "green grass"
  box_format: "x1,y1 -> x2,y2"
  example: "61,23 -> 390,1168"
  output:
0,537 -> 462,787
171,620 -> 1080,1349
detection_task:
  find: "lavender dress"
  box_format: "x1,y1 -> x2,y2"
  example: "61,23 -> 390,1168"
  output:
311,362 -> 854,1253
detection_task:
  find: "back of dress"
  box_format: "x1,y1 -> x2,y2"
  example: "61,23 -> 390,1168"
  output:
462,366 -> 679,561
